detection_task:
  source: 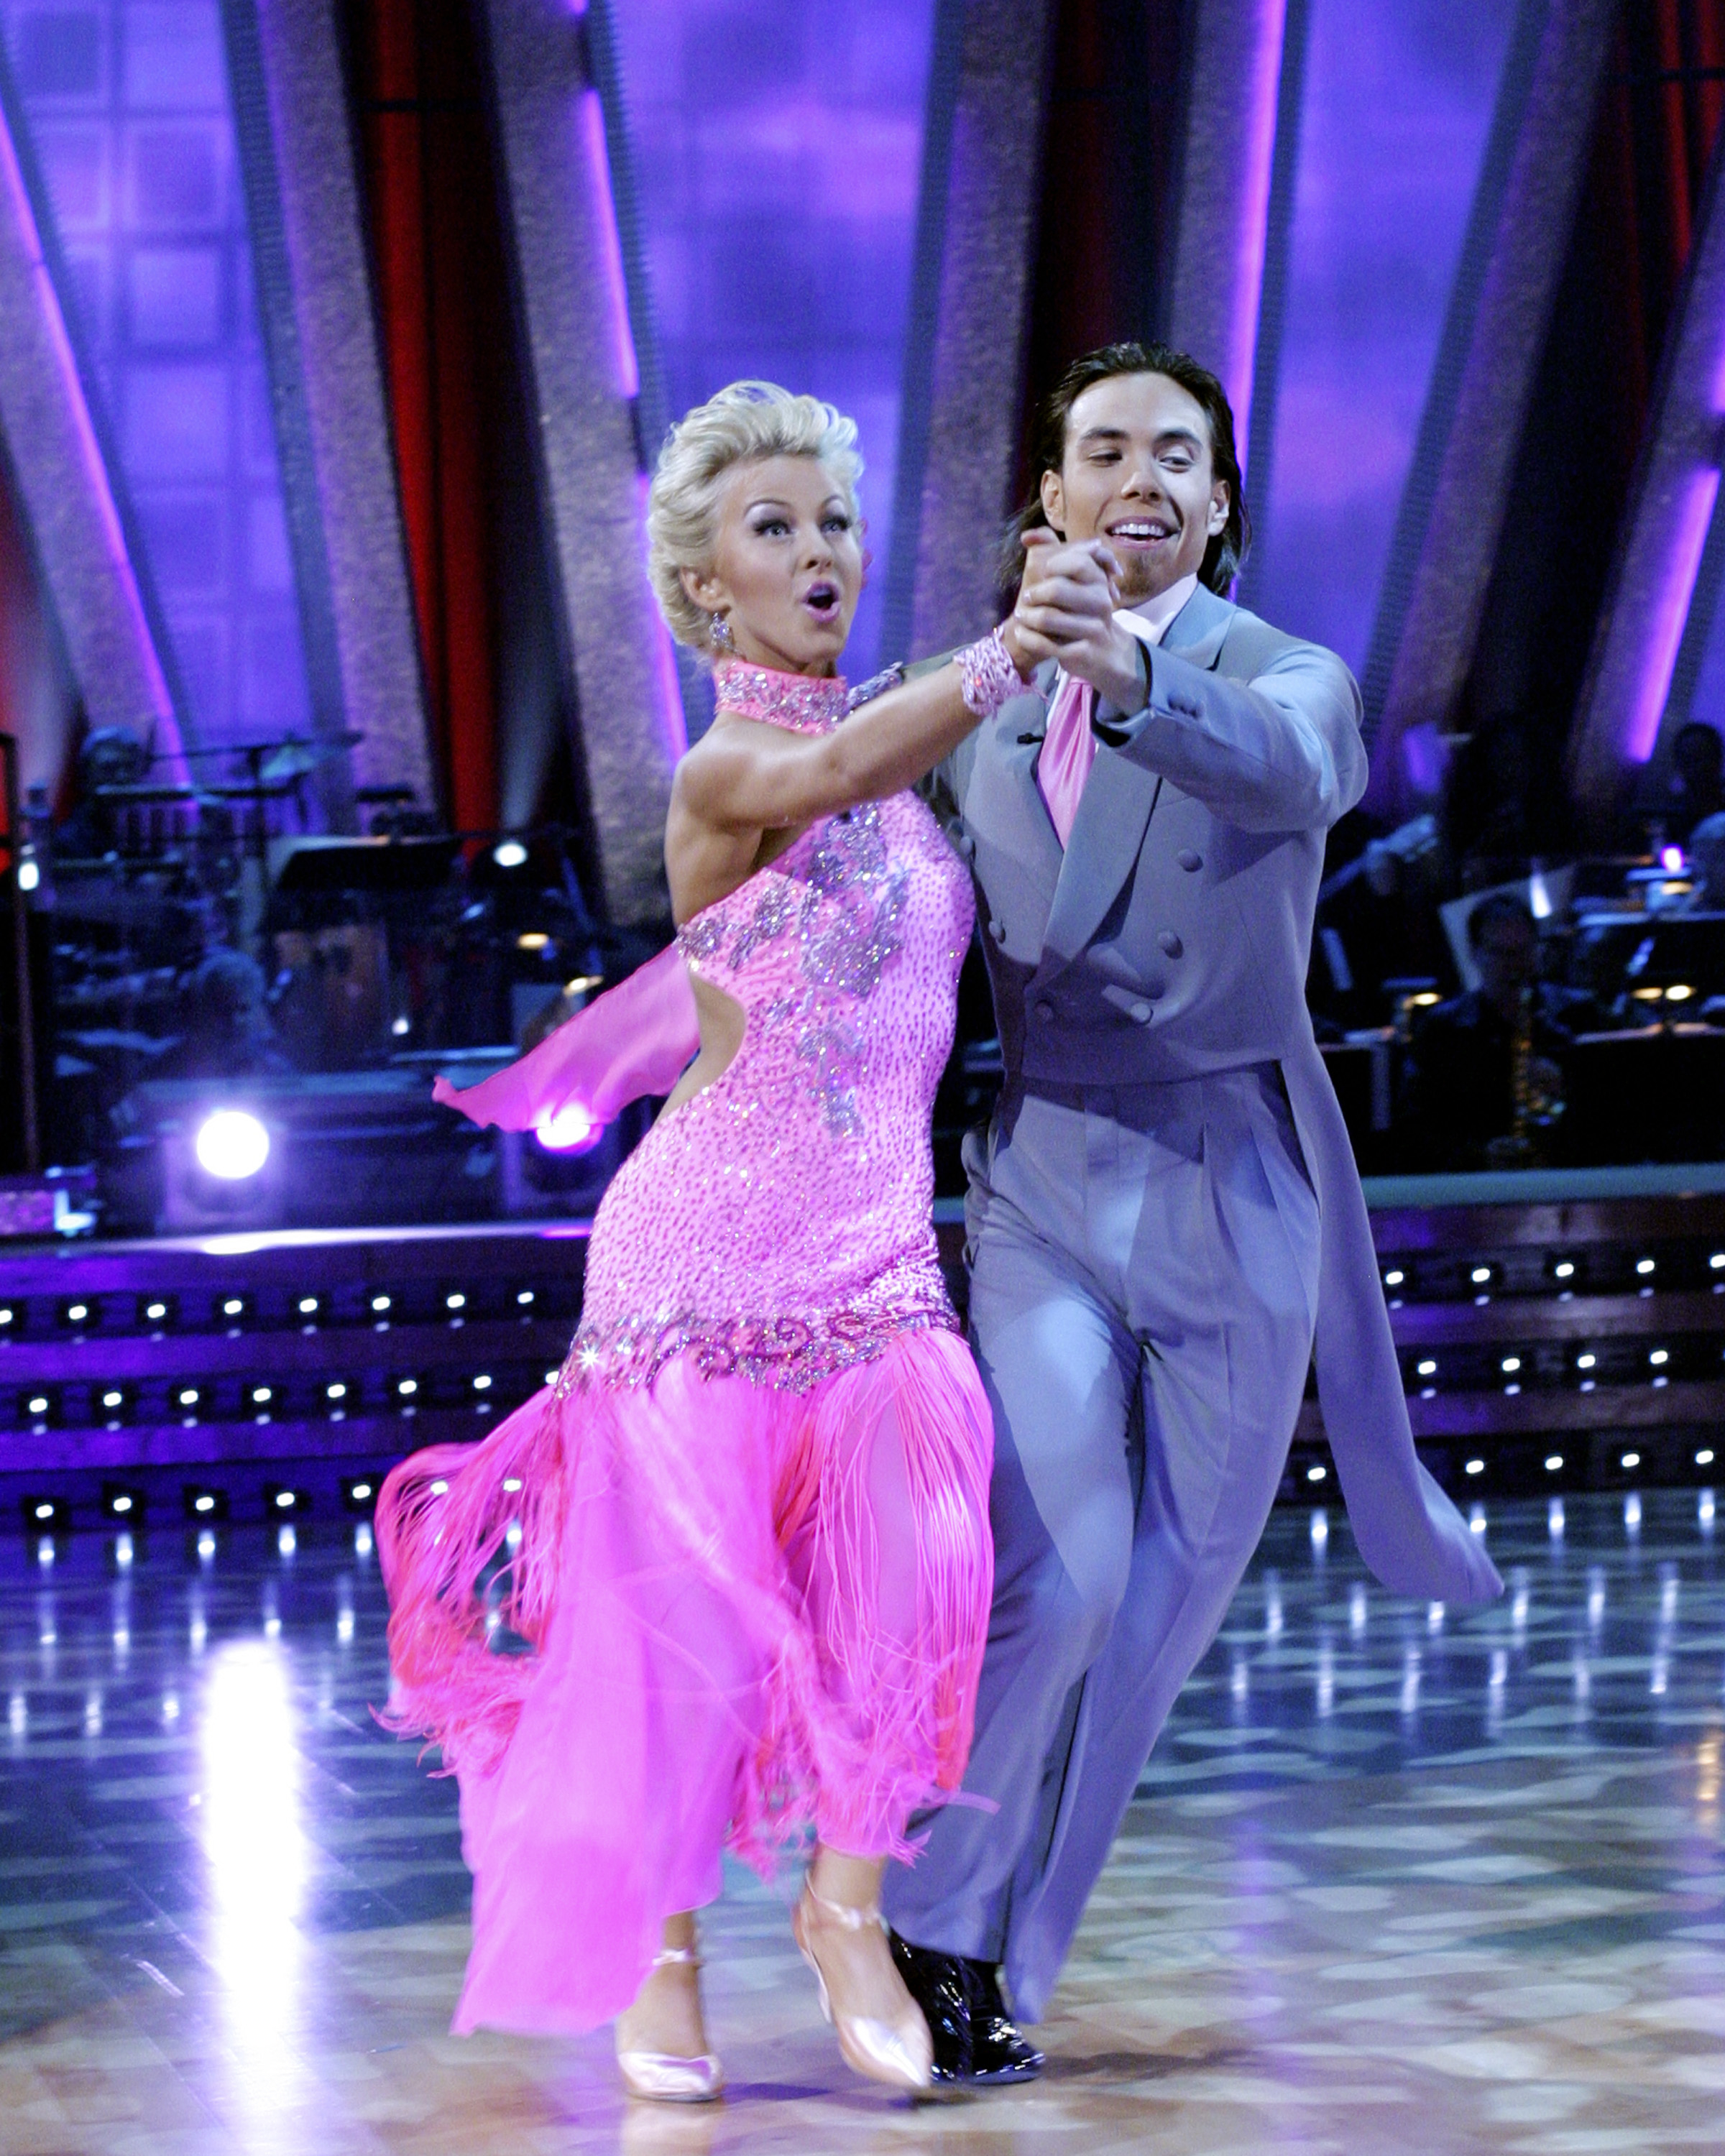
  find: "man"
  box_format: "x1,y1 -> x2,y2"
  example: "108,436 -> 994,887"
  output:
1398,893 -> 1596,1169
883,343 -> 1502,2083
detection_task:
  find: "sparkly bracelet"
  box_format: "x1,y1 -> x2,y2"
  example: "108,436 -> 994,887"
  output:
957,626 -> 1023,719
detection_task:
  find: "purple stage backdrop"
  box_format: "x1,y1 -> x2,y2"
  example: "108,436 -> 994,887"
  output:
1,0 -> 312,755
1245,0 -> 1518,674
607,0 -> 937,680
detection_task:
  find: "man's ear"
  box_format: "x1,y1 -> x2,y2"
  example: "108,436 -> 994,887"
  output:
1039,466 -> 1067,536
1207,482 -> 1229,538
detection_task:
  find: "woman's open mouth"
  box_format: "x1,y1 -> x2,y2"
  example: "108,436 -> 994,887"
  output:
801,581 -> 841,625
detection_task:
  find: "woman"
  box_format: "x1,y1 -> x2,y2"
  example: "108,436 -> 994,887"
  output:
378,383 -> 1033,2099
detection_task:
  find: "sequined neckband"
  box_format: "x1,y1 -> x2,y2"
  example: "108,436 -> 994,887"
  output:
713,659 -> 848,734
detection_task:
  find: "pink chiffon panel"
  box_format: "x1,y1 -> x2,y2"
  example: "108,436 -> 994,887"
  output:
376,1324 -> 993,2036
431,943 -> 699,1134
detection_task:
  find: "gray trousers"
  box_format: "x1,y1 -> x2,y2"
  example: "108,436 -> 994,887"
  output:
883,1066 -> 1320,2022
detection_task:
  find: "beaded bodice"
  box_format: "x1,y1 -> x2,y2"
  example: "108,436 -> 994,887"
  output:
566,660 -> 974,1392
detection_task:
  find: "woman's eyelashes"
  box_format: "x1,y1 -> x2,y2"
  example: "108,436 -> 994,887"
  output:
745,512 -> 852,543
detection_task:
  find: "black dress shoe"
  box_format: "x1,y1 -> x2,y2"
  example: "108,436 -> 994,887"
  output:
964,1960 -> 1044,2083
887,1930 -> 973,2086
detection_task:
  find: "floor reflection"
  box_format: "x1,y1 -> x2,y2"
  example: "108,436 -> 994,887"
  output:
1,1490 -> 1723,2151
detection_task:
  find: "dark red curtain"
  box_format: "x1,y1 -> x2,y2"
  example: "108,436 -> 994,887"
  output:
1013,0 -> 1190,519
345,0 -> 503,836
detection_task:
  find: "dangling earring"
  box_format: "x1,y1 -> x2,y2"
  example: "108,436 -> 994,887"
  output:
709,612 -> 734,653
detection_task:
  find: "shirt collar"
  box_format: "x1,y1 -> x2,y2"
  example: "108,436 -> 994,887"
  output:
1119,571 -> 1201,648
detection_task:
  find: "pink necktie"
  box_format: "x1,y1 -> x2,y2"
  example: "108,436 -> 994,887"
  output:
1036,671 -> 1098,848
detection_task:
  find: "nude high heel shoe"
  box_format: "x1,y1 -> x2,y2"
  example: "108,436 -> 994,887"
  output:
615,1945 -> 724,2104
792,1883 -> 934,2093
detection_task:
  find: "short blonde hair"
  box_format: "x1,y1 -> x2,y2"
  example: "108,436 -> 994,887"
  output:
646,381 -> 864,649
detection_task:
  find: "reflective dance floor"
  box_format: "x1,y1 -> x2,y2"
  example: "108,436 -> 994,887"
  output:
5,1488 -> 1724,2154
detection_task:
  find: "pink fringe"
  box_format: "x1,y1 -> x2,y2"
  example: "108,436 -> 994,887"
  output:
375,1327 -> 994,2033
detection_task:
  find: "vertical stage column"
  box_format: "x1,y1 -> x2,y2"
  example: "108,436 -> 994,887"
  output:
886,0 -> 1057,660
0,84 -> 179,769
223,0 -> 436,822
481,0 -> 684,928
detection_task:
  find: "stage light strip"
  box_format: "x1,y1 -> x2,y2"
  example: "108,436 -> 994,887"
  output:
1571,114 -> 1725,813
1166,0 -> 1292,481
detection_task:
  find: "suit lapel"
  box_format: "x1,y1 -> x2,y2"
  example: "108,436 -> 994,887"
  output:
969,674 -> 1064,927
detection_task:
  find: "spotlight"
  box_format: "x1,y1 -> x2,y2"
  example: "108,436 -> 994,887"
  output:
1621,1452 -> 1641,1472
473,1373 -> 492,1392
516,931 -> 551,952
250,1386 -> 275,1411
1416,1358 -> 1437,1378
390,1014 -> 410,1036
1660,842 -> 1685,873
22,1389 -> 53,1422
60,1298 -> 95,1327
183,1485 -> 228,1521
17,849 -> 38,893
1649,1348 -> 1669,1366
1500,1356 -> 1521,1374
326,1381 -> 349,1404
22,1495 -> 70,1533
535,1101 -> 602,1153
446,1292 -> 466,1311
492,838 -> 529,870
1635,1256 -> 1656,1276
341,1478 -> 377,1511
175,1385 -> 202,1411
1305,1463 -> 1326,1483
1465,1459 -> 1485,1477
297,1295 -> 321,1317
1711,1252 -> 1725,1271
1698,1449 -> 1716,1468
516,1289 -> 535,1306
1470,1266 -> 1492,1286
1545,1455 -> 1563,1473
1576,1353 -> 1596,1371
1551,1259 -> 1576,1281
264,1485 -> 306,1517
0,1304 -> 14,1327
370,1293 -> 392,1314
139,1296 -> 174,1325
397,1377 -> 418,1398
220,1296 -> 247,1320
1383,1268 -> 1404,1289
102,1485 -> 145,1521
194,1108 -> 271,1181
100,1387 -> 128,1416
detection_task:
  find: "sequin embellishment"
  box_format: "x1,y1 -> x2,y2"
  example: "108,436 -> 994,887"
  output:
576,658 -> 975,1394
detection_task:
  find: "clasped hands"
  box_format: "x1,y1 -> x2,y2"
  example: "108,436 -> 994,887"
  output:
1000,530 -> 1148,713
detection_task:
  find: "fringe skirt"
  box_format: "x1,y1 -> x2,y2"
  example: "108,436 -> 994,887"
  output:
375,1324 -> 994,2035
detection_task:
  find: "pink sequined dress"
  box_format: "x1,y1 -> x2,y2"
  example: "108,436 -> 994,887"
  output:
377,660 -> 995,2036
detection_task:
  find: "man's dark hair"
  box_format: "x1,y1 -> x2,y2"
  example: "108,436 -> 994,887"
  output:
1466,891 -> 1535,951
1002,342 -> 1250,595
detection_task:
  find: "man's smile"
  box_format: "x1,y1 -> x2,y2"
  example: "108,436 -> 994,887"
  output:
1105,514 -> 1177,548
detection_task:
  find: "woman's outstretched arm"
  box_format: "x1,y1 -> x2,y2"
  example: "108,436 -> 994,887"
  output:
675,644 -> 1021,839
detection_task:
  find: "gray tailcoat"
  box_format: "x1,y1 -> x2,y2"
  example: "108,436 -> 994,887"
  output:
886,583 -> 1501,2014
